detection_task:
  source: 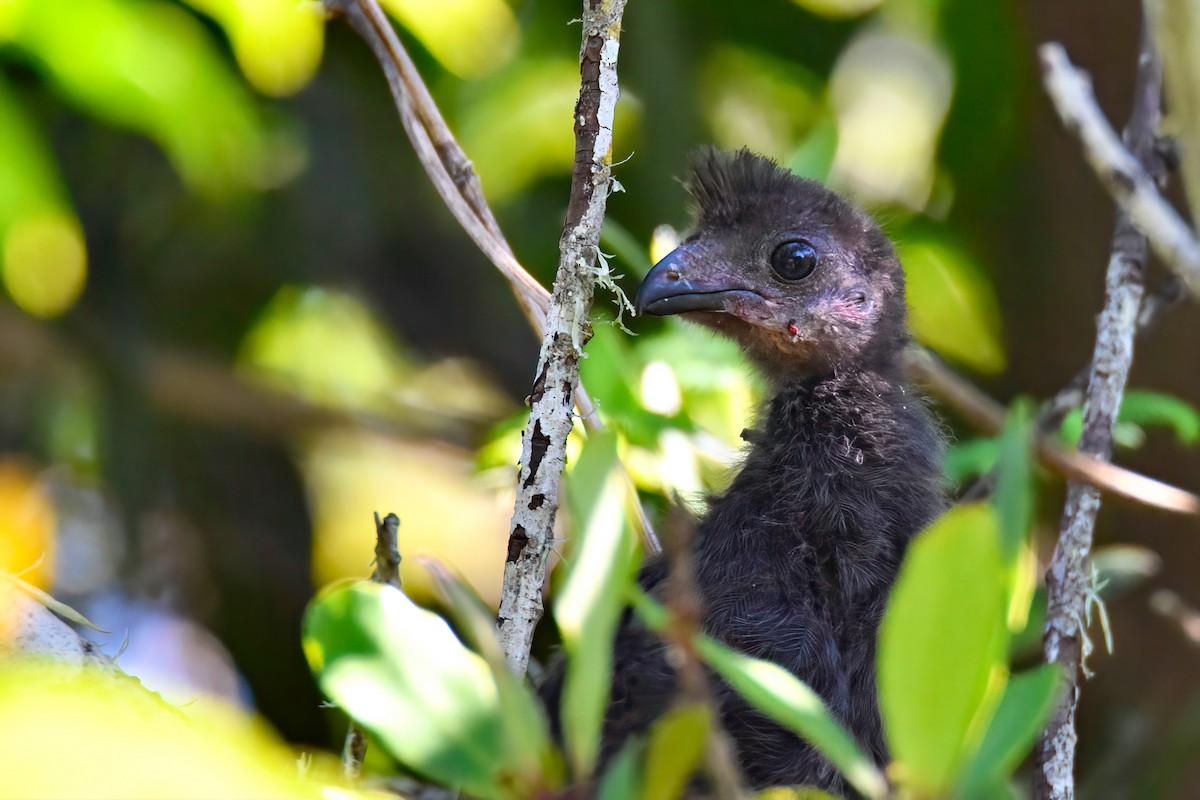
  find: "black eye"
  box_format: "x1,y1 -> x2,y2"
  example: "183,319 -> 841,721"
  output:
770,240 -> 818,281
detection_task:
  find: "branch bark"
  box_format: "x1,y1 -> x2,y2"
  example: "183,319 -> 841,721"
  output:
342,512 -> 403,779
903,347 -> 1198,514
1034,32 -> 1167,800
496,0 -> 630,677
1040,42 -> 1200,299
321,0 -> 660,557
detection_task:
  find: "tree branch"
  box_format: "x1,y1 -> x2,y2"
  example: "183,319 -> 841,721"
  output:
1040,42 -> 1200,299
1034,31 -> 1167,800
496,0 -> 630,677
342,512 -> 403,779
322,0 -> 660,558
903,347 -> 1198,514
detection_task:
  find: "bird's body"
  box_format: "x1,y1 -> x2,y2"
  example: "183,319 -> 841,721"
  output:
542,150 -> 946,795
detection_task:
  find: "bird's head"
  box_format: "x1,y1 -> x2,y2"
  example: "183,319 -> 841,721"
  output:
636,149 -> 907,380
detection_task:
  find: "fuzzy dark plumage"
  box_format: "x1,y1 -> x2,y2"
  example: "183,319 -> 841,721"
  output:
540,149 -> 947,796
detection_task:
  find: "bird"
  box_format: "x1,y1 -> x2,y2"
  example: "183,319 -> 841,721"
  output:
541,148 -> 947,796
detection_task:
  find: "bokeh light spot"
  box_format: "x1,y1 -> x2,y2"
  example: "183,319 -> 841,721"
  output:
2,212 -> 86,319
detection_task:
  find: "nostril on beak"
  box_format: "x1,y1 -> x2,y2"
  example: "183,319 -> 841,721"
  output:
666,269 -> 681,281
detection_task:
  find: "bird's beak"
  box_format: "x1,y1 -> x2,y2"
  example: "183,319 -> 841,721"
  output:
636,243 -> 747,317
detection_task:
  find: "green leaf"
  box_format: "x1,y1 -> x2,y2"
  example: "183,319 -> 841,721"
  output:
1059,409 -> 1144,450
879,503 -> 1010,796
756,789 -> 841,800
3,0 -> 285,196
900,237 -> 1006,374
694,637 -> 887,800
423,560 -> 559,791
992,401 -> 1037,633
629,591 -> 886,798
944,437 -> 1000,483
958,665 -> 1063,795
1118,390 -> 1200,445
641,704 -> 711,800
992,401 -> 1034,563
302,581 -> 507,798
557,432 -> 643,777
597,739 -> 644,800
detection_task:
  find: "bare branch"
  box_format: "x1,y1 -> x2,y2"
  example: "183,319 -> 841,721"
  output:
342,512 -> 404,779
322,0 -> 660,557
903,347 -> 1198,514
1039,42 -> 1200,299
1035,30 -> 1167,800
658,506 -> 747,800
496,0 -> 631,677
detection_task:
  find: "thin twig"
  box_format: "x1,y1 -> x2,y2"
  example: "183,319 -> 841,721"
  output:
1040,42 -> 1200,299
496,0 -> 631,678
343,512 -> 404,779
902,347 -> 1198,514
659,505 -> 747,800
1034,31 -> 1167,800
321,0 -> 661,557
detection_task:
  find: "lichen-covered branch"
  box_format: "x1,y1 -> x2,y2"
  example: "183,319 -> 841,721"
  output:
496,0 -> 629,677
1040,42 -> 1200,299
1034,32 -> 1167,800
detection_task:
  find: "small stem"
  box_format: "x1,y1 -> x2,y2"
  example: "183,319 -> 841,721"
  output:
343,512 -> 403,779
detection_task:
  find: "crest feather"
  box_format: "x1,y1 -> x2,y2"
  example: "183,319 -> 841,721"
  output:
684,148 -> 805,226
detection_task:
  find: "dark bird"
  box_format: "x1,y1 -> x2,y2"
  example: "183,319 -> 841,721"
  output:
542,149 -> 947,796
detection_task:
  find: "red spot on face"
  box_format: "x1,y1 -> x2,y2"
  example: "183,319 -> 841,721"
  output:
787,323 -> 799,336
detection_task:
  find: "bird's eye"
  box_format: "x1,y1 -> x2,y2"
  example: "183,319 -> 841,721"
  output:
770,240 -> 818,281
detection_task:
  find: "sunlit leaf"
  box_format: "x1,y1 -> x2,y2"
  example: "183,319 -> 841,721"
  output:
900,237 -> 1006,374
557,432 -> 642,777
303,430 -> 511,607
641,704 -> 711,800
790,0 -> 884,19
0,77 -> 86,319
0,460 -> 55,589
957,665 -> 1062,795
756,789 -> 840,800
2,0 -> 291,196
239,286 -> 410,413
457,60 -> 585,201
184,0 -> 324,96
381,0 -> 518,79
879,503 -> 1010,796
424,560 -> 561,791
830,33 -> 953,209
0,663 -> 323,799
701,44 -> 823,160
303,581 -> 507,797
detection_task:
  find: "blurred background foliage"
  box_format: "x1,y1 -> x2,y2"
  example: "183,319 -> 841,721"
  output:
0,0 -> 1198,795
